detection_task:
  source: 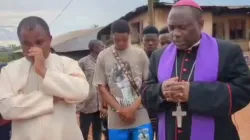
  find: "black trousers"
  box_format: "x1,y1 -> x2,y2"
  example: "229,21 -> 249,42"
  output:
80,111 -> 101,140
0,123 -> 11,140
101,118 -> 109,140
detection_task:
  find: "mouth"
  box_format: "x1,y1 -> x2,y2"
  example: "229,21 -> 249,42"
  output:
173,41 -> 184,46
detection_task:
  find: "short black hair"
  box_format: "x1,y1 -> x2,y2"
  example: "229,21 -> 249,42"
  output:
143,26 -> 159,35
88,40 -> 102,50
159,27 -> 169,34
17,16 -> 51,39
111,19 -> 130,34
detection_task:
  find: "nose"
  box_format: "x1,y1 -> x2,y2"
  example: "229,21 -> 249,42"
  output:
172,28 -> 181,39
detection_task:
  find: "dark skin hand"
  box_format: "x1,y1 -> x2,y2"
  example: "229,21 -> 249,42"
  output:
98,84 -> 137,123
117,106 -> 136,124
117,96 -> 141,124
100,108 -> 107,118
98,85 -> 136,122
164,81 -> 190,103
28,47 -> 47,78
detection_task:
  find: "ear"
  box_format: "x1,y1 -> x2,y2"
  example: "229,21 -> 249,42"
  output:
48,34 -> 52,42
199,18 -> 204,31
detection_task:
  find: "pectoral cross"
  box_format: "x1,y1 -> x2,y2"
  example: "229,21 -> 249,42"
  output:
172,103 -> 187,128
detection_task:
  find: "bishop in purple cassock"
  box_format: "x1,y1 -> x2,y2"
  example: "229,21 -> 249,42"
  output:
141,0 -> 250,140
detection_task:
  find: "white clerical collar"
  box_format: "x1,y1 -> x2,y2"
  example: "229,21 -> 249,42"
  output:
186,39 -> 201,50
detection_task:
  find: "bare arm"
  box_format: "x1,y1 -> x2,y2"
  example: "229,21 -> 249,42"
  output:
98,85 -> 122,111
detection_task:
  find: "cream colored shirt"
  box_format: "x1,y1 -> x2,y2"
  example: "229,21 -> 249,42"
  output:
0,54 -> 89,140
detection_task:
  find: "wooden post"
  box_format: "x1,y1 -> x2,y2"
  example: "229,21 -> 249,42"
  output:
148,0 -> 154,25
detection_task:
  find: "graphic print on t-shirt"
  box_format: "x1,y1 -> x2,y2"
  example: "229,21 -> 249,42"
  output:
138,128 -> 150,140
109,62 -> 142,107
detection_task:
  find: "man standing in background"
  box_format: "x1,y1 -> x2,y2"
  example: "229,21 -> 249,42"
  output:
142,26 -> 160,58
142,25 -> 160,140
78,40 -> 104,140
159,26 -> 172,47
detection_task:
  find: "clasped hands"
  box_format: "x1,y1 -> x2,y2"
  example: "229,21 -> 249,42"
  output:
162,77 -> 190,103
117,105 -> 137,124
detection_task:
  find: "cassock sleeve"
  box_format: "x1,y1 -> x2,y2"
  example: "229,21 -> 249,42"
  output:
0,68 -> 53,120
141,51 -> 172,111
42,59 -> 89,104
188,46 -> 250,117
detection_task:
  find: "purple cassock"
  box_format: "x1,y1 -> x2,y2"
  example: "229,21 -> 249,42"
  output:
157,32 -> 219,140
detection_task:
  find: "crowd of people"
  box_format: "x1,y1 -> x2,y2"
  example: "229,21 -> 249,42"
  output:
1,0 -> 250,140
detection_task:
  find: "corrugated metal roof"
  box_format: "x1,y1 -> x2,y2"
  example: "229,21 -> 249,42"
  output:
52,27 -> 103,52
161,0 -> 250,7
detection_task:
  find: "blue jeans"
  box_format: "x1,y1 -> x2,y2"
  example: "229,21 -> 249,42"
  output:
109,123 -> 153,140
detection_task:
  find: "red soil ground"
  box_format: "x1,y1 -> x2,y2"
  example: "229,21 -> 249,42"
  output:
85,104 -> 250,140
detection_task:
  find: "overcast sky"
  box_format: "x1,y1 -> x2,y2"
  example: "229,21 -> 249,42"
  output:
0,0 -> 151,39
0,0 -> 249,41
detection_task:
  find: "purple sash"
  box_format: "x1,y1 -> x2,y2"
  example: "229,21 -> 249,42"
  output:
157,32 -> 219,140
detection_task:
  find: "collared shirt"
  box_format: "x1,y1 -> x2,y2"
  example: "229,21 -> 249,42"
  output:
77,55 -> 101,114
186,39 -> 201,50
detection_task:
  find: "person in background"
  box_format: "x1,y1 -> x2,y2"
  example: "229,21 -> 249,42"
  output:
93,19 -> 153,140
78,40 -> 104,140
142,25 -> 159,58
105,39 -> 114,48
159,26 -> 172,47
142,25 -> 160,140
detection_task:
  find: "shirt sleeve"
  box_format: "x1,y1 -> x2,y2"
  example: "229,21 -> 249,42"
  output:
0,68 -> 53,120
188,45 -> 250,117
141,50 -> 173,112
42,59 -> 89,104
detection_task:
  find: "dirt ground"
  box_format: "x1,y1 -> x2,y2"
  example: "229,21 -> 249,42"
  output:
233,104 -> 250,140
85,104 -> 250,140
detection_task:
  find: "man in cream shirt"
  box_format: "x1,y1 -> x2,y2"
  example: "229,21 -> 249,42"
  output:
0,16 -> 89,140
